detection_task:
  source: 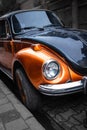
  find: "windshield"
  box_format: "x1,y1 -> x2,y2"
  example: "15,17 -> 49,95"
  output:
12,10 -> 62,34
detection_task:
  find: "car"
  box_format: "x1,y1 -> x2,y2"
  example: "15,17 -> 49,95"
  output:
0,9 -> 87,111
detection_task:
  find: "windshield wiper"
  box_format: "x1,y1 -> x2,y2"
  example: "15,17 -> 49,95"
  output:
44,24 -> 61,28
21,26 -> 44,31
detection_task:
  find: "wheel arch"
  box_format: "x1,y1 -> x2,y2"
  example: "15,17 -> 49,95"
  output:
13,60 -> 25,82
13,60 -> 37,87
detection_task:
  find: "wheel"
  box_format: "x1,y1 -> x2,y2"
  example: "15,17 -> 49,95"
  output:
15,68 -> 41,112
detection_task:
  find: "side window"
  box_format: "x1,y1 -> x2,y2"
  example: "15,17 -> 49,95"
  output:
0,20 -> 6,38
0,20 -> 11,38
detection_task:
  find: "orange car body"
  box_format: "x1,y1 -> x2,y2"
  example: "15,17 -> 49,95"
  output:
0,39 -> 82,88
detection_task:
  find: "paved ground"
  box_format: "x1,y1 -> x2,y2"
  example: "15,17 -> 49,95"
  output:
0,79 -> 45,130
42,92 -> 87,130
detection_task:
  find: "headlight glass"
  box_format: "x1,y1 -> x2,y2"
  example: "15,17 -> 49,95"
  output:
43,60 -> 60,80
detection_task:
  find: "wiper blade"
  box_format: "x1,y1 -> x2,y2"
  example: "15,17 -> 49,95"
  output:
21,26 -> 44,31
21,26 -> 35,30
44,24 -> 60,28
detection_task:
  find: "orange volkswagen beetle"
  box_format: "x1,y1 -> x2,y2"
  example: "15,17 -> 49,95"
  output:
0,9 -> 87,111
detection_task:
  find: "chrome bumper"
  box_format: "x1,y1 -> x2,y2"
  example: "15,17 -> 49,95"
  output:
39,77 -> 87,96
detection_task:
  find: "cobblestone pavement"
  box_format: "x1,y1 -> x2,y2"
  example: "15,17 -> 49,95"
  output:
0,79 -> 45,130
42,93 -> 87,130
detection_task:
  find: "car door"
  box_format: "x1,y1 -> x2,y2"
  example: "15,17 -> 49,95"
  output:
0,19 -> 13,77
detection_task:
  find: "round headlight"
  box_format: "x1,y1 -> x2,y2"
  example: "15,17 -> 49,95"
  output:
43,60 -> 60,80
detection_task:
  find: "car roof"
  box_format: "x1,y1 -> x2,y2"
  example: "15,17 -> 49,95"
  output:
0,9 -> 50,19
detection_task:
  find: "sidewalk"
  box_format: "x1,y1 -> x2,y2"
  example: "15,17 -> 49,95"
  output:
0,79 -> 45,130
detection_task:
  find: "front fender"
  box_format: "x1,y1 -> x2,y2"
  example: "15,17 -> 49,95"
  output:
12,46 -> 71,89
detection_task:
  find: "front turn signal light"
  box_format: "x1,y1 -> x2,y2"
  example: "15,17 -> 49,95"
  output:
32,44 -> 42,51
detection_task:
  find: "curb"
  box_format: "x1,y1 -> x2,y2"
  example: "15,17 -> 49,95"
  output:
0,79 -> 45,130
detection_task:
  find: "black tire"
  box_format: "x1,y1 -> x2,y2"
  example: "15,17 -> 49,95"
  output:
15,68 -> 41,112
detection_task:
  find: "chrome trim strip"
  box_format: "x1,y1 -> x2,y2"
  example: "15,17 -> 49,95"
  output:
39,79 -> 86,96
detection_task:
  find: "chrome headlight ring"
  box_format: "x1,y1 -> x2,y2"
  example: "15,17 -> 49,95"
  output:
42,59 -> 60,80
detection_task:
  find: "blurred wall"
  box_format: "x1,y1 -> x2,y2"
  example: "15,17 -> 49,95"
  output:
0,0 -> 87,30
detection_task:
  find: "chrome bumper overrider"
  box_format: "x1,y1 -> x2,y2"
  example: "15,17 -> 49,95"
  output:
39,77 -> 87,96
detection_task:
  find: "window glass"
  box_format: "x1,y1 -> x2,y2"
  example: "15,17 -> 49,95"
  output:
0,20 -> 6,38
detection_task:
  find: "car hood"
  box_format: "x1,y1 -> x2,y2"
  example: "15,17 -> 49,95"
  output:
16,27 -> 87,75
